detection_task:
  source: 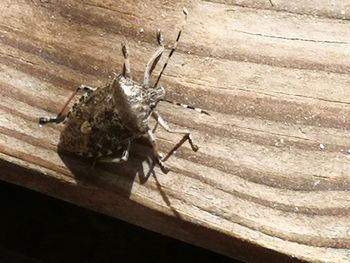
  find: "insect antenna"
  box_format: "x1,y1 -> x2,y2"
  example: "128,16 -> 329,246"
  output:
161,98 -> 210,115
121,41 -> 131,78
143,30 -> 164,88
154,7 -> 188,88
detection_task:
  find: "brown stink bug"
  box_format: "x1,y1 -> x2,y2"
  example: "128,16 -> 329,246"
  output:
39,8 -> 209,173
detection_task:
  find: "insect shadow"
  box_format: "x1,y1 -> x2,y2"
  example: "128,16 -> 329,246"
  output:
58,136 -> 183,219
57,136 -> 157,197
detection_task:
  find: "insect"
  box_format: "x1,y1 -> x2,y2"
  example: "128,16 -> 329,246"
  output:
39,8 -> 209,174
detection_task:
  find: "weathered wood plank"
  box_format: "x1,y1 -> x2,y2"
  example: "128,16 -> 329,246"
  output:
1,0 -> 350,262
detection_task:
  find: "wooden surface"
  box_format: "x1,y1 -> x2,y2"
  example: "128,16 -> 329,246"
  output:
1,0 -> 350,262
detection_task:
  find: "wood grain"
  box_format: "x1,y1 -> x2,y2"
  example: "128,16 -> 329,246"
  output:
1,0 -> 350,262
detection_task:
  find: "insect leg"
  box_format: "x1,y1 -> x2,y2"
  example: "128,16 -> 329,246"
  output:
147,129 -> 170,174
121,42 -> 131,78
152,122 -> 159,133
154,8 -> 188,88
143,30 -> 164,88
39,85 -> 96,125
121,140 -> 131,161
151,111 -> 198,162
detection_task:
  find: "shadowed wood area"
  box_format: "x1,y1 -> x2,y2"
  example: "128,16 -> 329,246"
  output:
1,0 -> 350,262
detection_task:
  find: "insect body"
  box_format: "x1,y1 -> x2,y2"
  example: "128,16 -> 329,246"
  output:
39,8 -> 209,173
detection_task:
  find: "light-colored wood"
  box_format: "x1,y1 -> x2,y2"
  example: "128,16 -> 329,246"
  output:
1,0 -> 350,262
